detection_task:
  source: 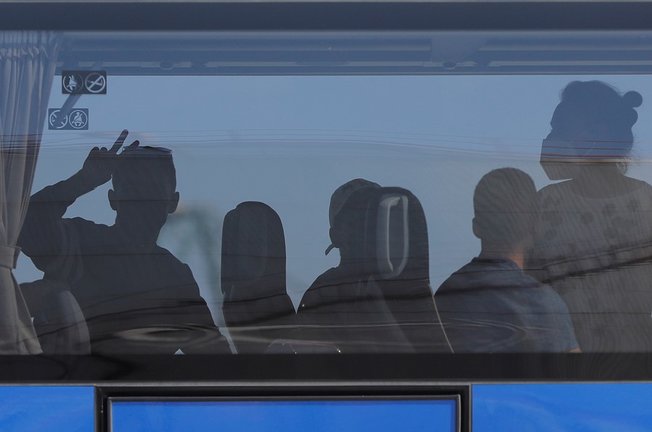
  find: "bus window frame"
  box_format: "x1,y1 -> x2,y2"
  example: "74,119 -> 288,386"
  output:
3,1 -> 652,382
2,2 -> 652,32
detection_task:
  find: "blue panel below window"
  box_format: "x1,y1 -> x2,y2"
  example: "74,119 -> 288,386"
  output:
0,386 -> 94,432
111,399 -> 457,432
474,383 -> 652,432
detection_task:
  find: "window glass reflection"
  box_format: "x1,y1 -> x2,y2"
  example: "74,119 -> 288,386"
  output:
4,31 -> 652,355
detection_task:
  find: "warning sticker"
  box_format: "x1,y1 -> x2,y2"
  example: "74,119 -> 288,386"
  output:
62,72 -> 83,94
48,108 -> 89,130
62,71 -> 107,95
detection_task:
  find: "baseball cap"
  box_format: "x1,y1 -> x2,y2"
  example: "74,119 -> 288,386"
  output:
325,178 -> 380,255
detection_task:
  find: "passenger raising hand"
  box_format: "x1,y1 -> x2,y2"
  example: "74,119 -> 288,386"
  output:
78,129 -> 139,189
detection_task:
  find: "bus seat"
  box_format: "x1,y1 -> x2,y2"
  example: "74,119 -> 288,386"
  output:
20,280 -> 90,354
221,201 -> 295,353
360,186 -> 451,352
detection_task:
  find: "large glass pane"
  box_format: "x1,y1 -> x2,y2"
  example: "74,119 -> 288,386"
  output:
4,30 -> 652,355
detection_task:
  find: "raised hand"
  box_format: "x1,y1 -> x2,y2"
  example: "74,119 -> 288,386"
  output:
78,129 -> 139,189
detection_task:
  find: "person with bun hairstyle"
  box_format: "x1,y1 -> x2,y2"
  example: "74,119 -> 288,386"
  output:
532,81 -> 652,352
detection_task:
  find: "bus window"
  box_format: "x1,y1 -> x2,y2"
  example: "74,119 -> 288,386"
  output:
4,26 -> 652,363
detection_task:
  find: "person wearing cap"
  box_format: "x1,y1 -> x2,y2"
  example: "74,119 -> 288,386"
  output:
532,81 -> 652,351
323,178 -> 380,257
19,130 -> 230,355
434,168 -> 579,353
296,179 -> 414,353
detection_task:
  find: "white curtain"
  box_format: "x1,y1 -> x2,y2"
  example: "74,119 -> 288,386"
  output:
0,32 -> 60,354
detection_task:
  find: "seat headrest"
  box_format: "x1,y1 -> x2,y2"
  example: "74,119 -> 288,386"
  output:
20,279 -> 70,313
221,201 -> 286,300
375,193 -> 410,278
354,187 -> 429,281
20,279 -> 90,354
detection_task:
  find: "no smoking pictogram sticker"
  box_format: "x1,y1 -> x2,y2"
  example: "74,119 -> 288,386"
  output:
62,71 -> 107,95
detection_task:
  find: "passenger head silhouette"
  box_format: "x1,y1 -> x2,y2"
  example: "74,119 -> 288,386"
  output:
109,146 -> 179,246
542,80 -> 643,180
325,178 -> 380,259
473,168 -> 537,252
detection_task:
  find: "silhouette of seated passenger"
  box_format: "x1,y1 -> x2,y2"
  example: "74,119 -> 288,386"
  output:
19,130 -> 230,355
434,168 -> 579,353
297,179 -> 414,353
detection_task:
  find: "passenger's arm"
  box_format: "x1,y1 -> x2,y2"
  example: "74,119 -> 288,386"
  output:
19,130 -> 132,267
